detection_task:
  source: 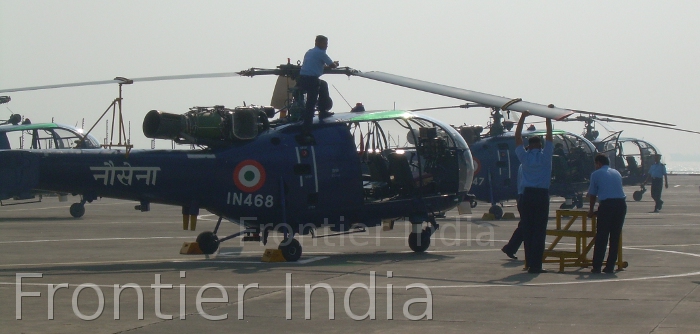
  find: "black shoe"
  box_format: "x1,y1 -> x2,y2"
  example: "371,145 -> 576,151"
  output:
501,246 -> 517,260
659,201 -> 663,210
319,111 -> 334,119
527,268 -> 548,274
603,267 -> 615,274
591,268 -> 602,274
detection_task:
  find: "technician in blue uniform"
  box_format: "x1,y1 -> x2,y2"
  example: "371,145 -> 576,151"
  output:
297,35 -> 339,132
587,154 -> 627,273
643,154 -> 668,213
514,111 -> 553,274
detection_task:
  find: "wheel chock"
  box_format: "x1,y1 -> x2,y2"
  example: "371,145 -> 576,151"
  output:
261,249 -> 286,262
382,219 -> 395,231
502,212 -> 516,219
481,213 -> 496,220
180,242 -> 203,255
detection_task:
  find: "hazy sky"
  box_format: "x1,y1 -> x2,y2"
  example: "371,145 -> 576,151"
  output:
1,0 -> 699,162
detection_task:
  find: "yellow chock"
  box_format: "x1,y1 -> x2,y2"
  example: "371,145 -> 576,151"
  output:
180,242 -> 203,255
190,215 -> 197,231
502,212 -> 516,219
182,215 -> 189,230
382,219 -> 395,231
261,249 -> 287,262
481,213 -> 496,220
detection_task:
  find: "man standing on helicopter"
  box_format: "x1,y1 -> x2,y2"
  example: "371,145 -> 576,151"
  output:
297,35 -> 339,134
643,154 -> 668,213
514,111 -> 553,274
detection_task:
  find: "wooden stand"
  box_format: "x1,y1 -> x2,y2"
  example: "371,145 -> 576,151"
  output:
542,210 -> 627,272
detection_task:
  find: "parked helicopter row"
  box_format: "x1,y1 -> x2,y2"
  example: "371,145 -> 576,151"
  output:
1,62 -> 694,259
0,62 -> 576,260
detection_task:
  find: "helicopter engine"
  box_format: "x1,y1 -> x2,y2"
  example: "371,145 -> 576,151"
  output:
143,105 -> 273,146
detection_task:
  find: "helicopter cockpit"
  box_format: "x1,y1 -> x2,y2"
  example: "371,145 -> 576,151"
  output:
334,110 -> 474,203
0,123 -> 101,150
615,137 -> 661,180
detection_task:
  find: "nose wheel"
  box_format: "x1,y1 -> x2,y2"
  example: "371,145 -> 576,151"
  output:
196,231 -> 220,255
279,238 -> 302,261
69,202 -> 85,218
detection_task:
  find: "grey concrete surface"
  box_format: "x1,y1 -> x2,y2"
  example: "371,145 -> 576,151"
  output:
1,175 -> 700,333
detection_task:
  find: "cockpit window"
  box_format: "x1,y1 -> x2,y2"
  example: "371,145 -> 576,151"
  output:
348,117 -> 456,153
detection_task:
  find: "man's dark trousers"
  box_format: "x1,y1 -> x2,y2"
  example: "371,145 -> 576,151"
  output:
502,195 -> 523,255
592,198 -> 626,270
521,188 -> 549,271
650,178 -> 663,210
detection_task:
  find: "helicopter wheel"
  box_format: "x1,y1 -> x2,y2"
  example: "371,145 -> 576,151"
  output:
279,238 -> 302,262
575,194 -> 584,209
408,227 -> 432,253
69,203 -> 85,218
196,231 -> 219,255
488,205 -> 504,220
559,202 -> 574,210
470,200 -> 478,208
633,190 -> 643,202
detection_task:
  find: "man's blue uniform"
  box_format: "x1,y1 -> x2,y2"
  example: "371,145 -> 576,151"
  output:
648,161 -> 667,211
297,46 -> 335,129
588,164 -> 626,272
515,141 -> 553,272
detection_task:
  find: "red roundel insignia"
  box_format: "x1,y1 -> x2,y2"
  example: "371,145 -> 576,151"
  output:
473,157 -> 481,176
233,160 -> 266,192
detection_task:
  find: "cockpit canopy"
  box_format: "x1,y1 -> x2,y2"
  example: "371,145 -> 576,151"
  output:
0,123 -> 101,150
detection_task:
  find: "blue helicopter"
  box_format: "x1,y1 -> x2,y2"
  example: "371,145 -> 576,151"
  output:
439,105 -> 598,218
446,106 -> 700,218
0,63 -> 573,260
561,111 -> 700,201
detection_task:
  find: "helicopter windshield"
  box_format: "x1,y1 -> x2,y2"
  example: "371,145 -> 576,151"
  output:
0,123 -> 101,150
337,110 -> 474,198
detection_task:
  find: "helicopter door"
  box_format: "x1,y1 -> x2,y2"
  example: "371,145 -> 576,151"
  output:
495,142 -> 512,187
289,125 -> 363,228
598,131 -> 622,170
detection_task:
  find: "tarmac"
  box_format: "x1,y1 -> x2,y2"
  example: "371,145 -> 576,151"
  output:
1,174 -> 700,333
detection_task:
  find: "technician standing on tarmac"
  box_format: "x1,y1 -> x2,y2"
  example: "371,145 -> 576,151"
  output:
514,111 -> 553,274
587,154 -> 627,274
296,35 -> 339,134
643,154 -> 668,213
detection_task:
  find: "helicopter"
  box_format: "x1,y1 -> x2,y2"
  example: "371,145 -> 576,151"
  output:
0,63 -> 573,261
413,102 -> 688,218
560,111 -> 700,201
442,105 -> 598,217
0,97 -> 104,210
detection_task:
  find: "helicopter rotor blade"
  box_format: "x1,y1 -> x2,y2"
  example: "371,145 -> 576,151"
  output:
602,120 -> 700,135
409,103 -> 484,112
569,109 -> 674,127
351,70 -> 574,120
0,72 -> 242,93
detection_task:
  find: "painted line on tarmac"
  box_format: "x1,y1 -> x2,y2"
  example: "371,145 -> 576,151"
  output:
0,236 -> 193,244
2,249 -> 700,289
0,201 -> 131,212
4,270 -> 700,290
